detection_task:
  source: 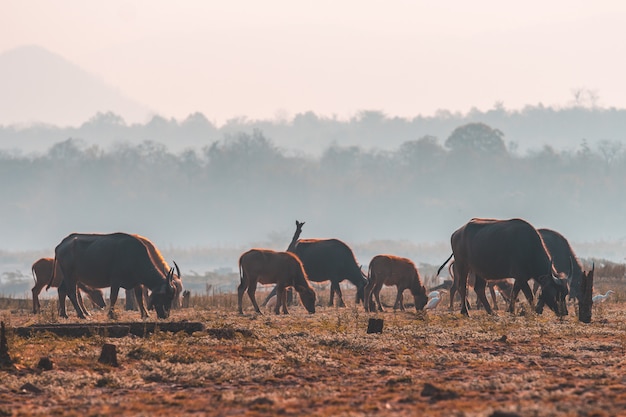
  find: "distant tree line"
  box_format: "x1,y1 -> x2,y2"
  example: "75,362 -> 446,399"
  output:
3,104 -> 626,156
1,120 -> 625,252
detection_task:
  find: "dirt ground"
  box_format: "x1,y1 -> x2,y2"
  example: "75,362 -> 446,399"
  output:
1,296 -> 626,417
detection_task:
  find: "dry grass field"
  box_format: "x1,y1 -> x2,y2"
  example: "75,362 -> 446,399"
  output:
1,285 -> 626,417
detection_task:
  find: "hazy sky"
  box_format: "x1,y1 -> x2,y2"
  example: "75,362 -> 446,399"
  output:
2,0 -> 626,125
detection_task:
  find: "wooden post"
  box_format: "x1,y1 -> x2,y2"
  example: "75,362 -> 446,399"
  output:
98,343 -> 119,366
578,265 -> 595,323
0,321 -> 13,368
182,290 -> 191,308
367,318 -> 384,334
37,356 -> 54,371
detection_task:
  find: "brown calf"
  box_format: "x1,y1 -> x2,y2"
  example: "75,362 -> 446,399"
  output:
365,254 -> 428,312
31,257 -> 106,316
238,249 -> 316,315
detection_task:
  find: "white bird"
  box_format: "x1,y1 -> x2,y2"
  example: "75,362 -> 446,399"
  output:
425,290 -> 445,310
428,291 -> 440,299
425,296 -> 442,310
592,290 -> 614,304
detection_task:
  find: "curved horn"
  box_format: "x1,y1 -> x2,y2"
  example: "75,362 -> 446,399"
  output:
173,260 -> 181,279
167,267 -> 175,288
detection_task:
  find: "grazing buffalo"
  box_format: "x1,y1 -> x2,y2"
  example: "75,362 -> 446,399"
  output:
292,238 -> 368,307
238,249 -> 316,315
365,254 -> 428,312
438,218 -> 569,317
51,233 -> 176,319
31,257 -> 106,316
538,228 -> 583,303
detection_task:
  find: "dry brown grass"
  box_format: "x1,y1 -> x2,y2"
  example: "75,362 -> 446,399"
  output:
1,285 -> 626,417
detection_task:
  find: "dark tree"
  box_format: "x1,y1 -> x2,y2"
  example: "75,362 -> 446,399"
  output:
445,122 -> 506,155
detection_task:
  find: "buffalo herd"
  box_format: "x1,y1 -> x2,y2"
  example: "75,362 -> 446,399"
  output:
32,217 -> 591,319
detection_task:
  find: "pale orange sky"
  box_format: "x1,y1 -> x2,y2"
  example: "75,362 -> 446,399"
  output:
2,0 -> 626,125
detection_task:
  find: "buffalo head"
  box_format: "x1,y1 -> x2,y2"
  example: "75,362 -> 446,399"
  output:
148,268 -> 176,319
536,274 -> 569,316
411,283 -> 429,311
297,285 -> 317,314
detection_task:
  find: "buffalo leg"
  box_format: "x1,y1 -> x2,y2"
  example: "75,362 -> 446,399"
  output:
57,285 -> 68,318
135,286 -> 149,318
373,283 -> 385,312
108,286 -> 121,319
260,286 -> 277,307
32,284 -> 43,314
282,289 -> 289,314
473,276 -> 493,315
455,262 -> 470,316
275,286 -> 288,315
237,280 -> 248,314
518,280 -> 535,309
507,281 -> 528,314
65,283 -> 87,319
488,284 -> 499,311
247,281 -> 262,313
394,288 -> 405,311
58,281 -> 89,317
330,281 -> 346,307
364,279 -> 375,312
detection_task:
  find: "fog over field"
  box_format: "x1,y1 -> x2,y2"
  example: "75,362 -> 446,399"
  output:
2,106 -> 626,297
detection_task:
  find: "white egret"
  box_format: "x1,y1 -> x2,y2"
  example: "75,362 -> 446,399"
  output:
428,291 -> 440,299
425,290 -> 445,310
592,290 -> 614,304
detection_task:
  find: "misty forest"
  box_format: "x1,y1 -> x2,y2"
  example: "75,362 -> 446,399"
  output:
2,104 -> 626,256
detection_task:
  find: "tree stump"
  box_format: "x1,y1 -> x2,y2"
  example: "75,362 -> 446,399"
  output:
578,265 -> 595,323
0,322 -> 13,368
98,343 -> 119,366
37,356 -> 54,371
182,290 -> 191,308
367,318 -> 384,334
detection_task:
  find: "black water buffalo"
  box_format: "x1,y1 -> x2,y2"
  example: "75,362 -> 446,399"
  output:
238,248 -> 316,315
51,233 -> 176,319
438,218 -> 569,317
538,228 -> 583,303
291,238 -> 368,307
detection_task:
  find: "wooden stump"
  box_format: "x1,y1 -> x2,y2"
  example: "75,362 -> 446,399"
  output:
37,356 -> 54,371
0,321 -> 13,368
98,343 -> 119,366
182,290 -> 191,308
578,265 -> 595,323
367,318 -> 384,334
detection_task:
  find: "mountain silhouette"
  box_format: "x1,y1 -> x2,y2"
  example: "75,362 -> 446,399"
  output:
0,45 -> 152,126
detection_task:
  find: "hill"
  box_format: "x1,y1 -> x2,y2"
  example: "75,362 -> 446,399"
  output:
0,45 -> 151,127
